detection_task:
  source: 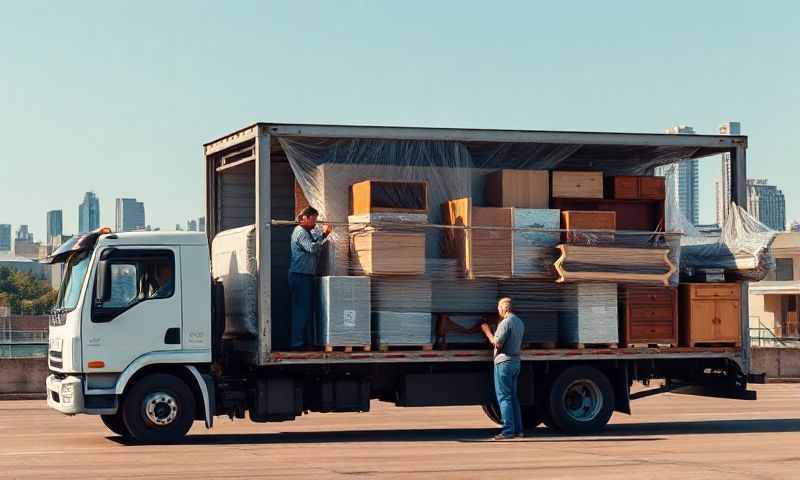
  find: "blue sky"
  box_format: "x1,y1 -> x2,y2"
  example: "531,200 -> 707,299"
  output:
1,0 -> 798,238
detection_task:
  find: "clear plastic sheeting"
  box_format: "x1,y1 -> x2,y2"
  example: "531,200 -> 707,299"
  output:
373,311 -> 434,346
678,202 -> 777,281
559,283 -> 619,345
211,225 -> 258,338
317,276 -> 371,347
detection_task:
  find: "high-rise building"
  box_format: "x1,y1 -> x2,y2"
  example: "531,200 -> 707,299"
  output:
46,210 -> 63,246
0,224 -> 11,251
15,225 -> 32,241
79,192 -> 101,233
655,125 -> 699,225
198,216 -> 206,232
115,198 -> 146,232
746,179 -> 786,231
175,224 -> 183,231
716,121 -> 741,224
187,219 -> 198,232
13,225 -> 40,259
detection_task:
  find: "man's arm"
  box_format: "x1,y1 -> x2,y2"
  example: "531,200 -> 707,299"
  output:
481,322 -> 505,349
294,228 -> 329,254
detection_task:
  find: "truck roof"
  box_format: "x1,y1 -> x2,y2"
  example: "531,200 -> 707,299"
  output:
98,231 -> 208,247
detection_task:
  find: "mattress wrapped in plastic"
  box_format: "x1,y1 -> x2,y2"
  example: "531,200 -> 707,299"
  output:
211,225 -> 258,338
679,204 -> 777,281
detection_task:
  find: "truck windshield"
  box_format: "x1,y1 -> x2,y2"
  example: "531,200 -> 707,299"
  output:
56,251 -> 91,312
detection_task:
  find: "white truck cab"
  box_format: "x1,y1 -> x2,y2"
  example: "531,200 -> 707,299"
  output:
45,228 -> 214,441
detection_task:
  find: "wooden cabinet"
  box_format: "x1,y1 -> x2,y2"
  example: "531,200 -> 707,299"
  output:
552,198 -> 665,232
552,171 -> 604,199
442,198 -> 512,278
485,170 -> 550,208
679,283 -> 741,347
351,180 -> 428,215
620,286 -> 677,347
608,176 -> 666,201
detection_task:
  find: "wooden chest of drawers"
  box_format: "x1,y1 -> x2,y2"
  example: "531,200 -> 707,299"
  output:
609,176 -> 666,201
679,283 -> 741,347
561,210 -> 616,243
620,286 -> 677,347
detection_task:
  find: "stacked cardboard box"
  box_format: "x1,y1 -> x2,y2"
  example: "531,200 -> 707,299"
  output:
559,283 -> 619,346
317,276 -> 371,348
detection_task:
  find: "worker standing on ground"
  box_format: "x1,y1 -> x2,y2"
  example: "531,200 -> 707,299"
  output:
289,206 -> 332,350
481,297 -> 525,440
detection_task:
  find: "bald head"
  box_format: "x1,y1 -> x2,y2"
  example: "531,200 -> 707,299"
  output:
497,297 -> 512,317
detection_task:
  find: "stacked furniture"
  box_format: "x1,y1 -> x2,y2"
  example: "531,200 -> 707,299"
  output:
348,180 -> 434,350
485,170 -> 550,208
619,286 -> 677,347
317,276 -> 372,352
679,283 -> 741,347
498,280 -> 561,346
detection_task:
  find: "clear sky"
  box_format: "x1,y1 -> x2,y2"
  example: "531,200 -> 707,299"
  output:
1,0 -> 798,239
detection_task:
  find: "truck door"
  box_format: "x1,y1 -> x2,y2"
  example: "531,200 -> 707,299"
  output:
82,247 -> 182,372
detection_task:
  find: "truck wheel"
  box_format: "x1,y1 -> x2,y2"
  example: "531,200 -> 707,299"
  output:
122,373 -> 196,443
482,402 -> 502,425
483,402 -> 542,430
100,413 -> 131,437
547,366 -> 614,434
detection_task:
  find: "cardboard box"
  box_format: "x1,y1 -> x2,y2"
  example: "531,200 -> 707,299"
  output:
317,276 -> 371,347
350,230 -> 425,275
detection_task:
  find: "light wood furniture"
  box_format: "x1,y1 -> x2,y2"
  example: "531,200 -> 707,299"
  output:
554,244 -> 676,286
679,283 -> 741,347
620,286 -> 677,347
552,171 -> 604,199
350,180 -> 428,215
485,170 -> 550,208
349,230 -> 425,275
608,176 -> 666,201
553,198 -> 665,232
442,198 -> 512,278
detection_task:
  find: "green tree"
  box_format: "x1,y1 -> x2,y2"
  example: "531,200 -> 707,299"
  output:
0,267 -> 57,315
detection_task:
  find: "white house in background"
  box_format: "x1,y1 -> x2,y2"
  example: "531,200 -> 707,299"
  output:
749,232 -> 800,345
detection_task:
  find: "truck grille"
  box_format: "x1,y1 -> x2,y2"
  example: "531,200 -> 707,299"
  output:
49,350 -> 63,369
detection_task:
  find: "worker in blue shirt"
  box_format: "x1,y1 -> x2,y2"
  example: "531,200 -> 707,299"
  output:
289,206 -> 332,350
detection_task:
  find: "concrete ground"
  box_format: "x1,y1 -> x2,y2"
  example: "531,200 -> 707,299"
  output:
1,384 -> 799,479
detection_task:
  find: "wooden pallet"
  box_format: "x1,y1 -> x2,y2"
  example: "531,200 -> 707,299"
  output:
567,343 -> 618,350
626,343 -> 674,349
323,345 -> 371,353
690,341 -> 740,348
378,344 -> 434,352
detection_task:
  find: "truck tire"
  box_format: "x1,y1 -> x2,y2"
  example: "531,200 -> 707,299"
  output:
100,413 -> 131,437
121,373 -> 196,443
482,402 -> 502,425
547,366 -> 614,434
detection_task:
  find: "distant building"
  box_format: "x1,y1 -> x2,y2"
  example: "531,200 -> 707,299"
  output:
187,219 -> 198,232
13,238 -> 41,260
15,225 -> 32,241
747,179 -> 786,231
46,209 -> 63,246
716,121 -> 741,225
175,224 -> 183,231
198,216 -> 206,232
0,224 -> 11,251
0,251 -> 45,278
750,233 -> 800,342
656,125 -> 699,225
115,198 -> 146,232
79,192 -> 100,233
791,221 -> 800,233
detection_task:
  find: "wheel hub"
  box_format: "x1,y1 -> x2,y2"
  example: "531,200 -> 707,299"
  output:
143,392 -> 178,426
562,379 -> 602,422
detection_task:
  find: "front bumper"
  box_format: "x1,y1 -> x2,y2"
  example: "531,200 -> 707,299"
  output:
46,374 -> 84,415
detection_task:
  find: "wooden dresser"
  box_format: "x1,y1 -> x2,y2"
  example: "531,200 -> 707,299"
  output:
620,286 -> 677,347
679,283 -> 741,347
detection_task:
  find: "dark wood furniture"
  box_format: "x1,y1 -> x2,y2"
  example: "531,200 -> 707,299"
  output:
485,170 -> 550,208
620,286 -> 677,347
608,176 -> 666,201
350,180 -> 428,215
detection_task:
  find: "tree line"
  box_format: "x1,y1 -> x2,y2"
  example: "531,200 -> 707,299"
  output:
0,267 -> 58,316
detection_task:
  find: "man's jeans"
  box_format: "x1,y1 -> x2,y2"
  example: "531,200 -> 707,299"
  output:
289,272 -> 314,349
494,358 -> 522,436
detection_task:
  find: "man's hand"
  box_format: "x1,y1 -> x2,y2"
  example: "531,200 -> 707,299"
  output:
480,323 -> 496,347
322,224 -> 333,237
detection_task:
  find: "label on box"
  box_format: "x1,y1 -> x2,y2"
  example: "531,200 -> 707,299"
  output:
343,310 -> 356,328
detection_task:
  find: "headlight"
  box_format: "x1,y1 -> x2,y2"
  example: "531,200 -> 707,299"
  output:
60,383 -> 75,405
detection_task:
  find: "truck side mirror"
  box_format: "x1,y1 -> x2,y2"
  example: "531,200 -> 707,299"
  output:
95,260 -> 111,304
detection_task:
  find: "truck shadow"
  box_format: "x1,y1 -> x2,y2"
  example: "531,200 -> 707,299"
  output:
108,418 -> 800,446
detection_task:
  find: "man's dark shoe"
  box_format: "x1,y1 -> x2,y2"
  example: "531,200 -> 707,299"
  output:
492,433 -> 515,441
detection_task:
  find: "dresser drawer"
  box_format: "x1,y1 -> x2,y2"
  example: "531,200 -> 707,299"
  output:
691,284 -> 740,300
630,322 -> 674,340
627,287 -> 674,306
630,305 -> 675,322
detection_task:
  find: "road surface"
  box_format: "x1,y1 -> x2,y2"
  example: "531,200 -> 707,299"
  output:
1,384 -> 799,479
